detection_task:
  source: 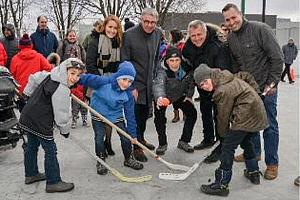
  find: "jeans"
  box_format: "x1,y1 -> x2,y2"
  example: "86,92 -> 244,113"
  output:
92,120 -> 132,159
251,90 -> 279,165
24,132 -> 61,184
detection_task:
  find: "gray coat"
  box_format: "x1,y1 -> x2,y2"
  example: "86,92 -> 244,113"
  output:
282,43 -> 298,64
121,24 -> 162,106
228,20 -> 283,91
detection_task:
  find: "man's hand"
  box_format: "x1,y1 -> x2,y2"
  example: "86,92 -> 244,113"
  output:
131,138 -> 138,145
132,89 -> 138,102
60,132 -> 70,138
157,97 -> 170,108
263,82 -> 276,96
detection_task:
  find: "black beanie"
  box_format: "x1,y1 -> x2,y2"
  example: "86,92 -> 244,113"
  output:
165,46 -> 181,60
19,33 -> 32,48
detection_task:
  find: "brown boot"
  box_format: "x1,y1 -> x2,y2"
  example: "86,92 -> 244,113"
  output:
264,165 -> 278,180
234,153 -> 261,162
172,110 -> 180,123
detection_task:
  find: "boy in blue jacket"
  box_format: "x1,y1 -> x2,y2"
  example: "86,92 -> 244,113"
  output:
79,61 -> 143,175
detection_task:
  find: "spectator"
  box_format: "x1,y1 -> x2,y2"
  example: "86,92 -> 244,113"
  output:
281,38 -> 298,84
0,42 -> 7,66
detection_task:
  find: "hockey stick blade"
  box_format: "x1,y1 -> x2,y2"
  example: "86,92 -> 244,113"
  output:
158,141 -> 220,181
69,135 -> 152,183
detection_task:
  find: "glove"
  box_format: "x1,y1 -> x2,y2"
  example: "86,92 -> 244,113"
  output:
60,132 -> 70,138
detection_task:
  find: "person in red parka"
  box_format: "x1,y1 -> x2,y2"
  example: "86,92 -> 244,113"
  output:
0,42 -> 7,66
10,33 -> 52,111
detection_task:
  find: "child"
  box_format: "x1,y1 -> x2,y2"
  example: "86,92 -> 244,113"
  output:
152,47 -> 197,155
193,64 -> 268,196
19,58 -> 85,193
79,61 -> 143,175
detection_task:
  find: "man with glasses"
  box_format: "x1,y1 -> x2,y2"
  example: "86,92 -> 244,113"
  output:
121,8 -> 162,162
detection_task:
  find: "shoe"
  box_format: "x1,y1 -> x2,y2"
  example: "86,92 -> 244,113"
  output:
133,149 -> 148,162
124,155 -> 143,170
141,139 -> 155,150
294,176 -> 300,186
200,183 -> 229,197
82,120 -> 89,127
96,153 -> 108,175
172,110 -> 180,123
177,141 -> 194,153
234,153 -> 261,162
194,140 -> 215,150
244,169 -> 262,185
281,79 -> 286,82
46,181 -> 74,193
25,172 -> 46,184
71,120 -> 76,129
194,96 -> 200,102
264,165 -> 278,180
104,140 -> 115,156
289,81 -> 295,84
204,146 -> 221,164
156,144 -> 168,155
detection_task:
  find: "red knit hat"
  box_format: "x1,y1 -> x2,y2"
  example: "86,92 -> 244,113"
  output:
19,33 -> 32,49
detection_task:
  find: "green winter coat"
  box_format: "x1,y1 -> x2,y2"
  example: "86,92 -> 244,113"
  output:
211,70 -> 268,137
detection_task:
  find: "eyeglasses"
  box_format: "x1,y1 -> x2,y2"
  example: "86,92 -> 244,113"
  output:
142,19 -> 157,26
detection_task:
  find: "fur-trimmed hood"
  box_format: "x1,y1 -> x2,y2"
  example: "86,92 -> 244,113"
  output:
47,52 -> 61,66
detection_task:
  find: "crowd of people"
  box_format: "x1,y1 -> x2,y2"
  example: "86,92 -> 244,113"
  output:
0,2 -> 298,196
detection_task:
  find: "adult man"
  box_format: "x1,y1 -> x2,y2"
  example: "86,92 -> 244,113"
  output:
0,24 -> 19,69
281,38 -> 298,83
121,8 -> 162,162
30,15 -> 58,58
222,3 -> 283,180
182,20 -> 229,151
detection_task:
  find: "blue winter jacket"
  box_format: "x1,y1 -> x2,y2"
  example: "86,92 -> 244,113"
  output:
79,74 -> 137,138
30,27 -> 58,58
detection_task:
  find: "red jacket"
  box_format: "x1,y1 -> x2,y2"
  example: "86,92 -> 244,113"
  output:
71,85 -> 85,101
10,48 -> 52,93
0,42 -> 7,66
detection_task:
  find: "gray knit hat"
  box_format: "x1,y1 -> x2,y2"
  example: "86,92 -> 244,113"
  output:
193,64 -> 213,84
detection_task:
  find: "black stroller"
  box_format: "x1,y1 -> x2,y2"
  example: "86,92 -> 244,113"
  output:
0,66 -> 25,151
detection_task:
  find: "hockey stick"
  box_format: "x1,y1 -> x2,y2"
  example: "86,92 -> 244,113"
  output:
159,141 -> 220,181
71,94 -> 191,172
68,134 -> 152,183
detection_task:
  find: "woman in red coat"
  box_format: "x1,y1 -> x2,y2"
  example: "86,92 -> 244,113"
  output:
0,42 -> 7,66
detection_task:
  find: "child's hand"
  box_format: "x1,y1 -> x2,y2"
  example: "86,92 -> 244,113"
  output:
131,138 -> 138,144
157,97 -> 170,107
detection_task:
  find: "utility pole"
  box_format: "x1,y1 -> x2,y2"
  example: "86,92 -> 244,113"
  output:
241,0 -> 245,14
262,0 -> 266,22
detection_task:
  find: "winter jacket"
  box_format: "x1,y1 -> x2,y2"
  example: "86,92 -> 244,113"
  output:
211,70 -> 268,137
0,24 -> 19,69
79,74 -> 137,138
121,24 -> 162,106
30,27 -> 58,58
227,19 -> 283,91
82,30 -> 100,73
282,43 -> 298,64
0,42 -> 7,66
57,40 -> 86,63
19,59 -> 76,140
153,63 -> 194,103
10,48 -> 52,93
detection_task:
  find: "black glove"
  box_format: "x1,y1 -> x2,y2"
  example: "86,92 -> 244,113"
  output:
60,132 -> 70,138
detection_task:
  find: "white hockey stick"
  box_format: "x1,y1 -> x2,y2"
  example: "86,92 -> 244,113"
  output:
71,94 -> 191,172
69,134 -> 152,183
159,141 -> 220,181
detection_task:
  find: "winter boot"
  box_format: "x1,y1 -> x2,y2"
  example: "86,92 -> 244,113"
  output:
46,181 -> 74,193
244,170 -> 262,185
194,140 -> 215,150
104,126 -> 115,156
141,139 -> 155,150
204,143 -> 221,164
96,153 -> 108,175
177,141 -> 194,153
156,144 -> 168,155
172,110 -> 180,123
25,172 -> 46,184
200,168 -> 232,197
264,165 -> 278,180
124,155 -> 144,170
82,114 -> 89,127
133,148 -> 148,162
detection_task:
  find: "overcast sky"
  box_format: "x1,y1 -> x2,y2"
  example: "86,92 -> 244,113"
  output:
203,0 -> 300,21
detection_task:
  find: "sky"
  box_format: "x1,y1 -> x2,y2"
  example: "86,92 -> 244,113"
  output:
203,0 -> 300,21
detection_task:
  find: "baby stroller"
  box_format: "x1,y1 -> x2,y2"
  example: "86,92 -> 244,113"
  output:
0,66 -> 25,151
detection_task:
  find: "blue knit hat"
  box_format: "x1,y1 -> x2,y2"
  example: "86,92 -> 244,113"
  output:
116,61 -> 136,81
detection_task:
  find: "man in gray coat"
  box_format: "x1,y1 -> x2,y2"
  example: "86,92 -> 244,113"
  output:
281,38 -> 298,83
222,3 -> 283,180
121,8 -> 162,162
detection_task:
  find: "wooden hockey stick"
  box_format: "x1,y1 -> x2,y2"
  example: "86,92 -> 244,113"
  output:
71,94 -> 191,172
68,134 -> 152,183
159,141 -> 220,181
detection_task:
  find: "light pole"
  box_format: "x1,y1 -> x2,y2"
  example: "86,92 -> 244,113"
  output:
241,0 -> 245,14
262,0 -> 266,22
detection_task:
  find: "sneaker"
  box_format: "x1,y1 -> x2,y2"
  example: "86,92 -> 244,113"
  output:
133,149 -> 148,162
194,140 -> 215,150
200,183 -> 229,197
281,79 -> 286,82
156,144 -> 168,155
71,120 -> 77,129
294,176 -> 300,186
25,172 -> 46,184
46,181 -> 74,193
177,141 -> 194,153
141,139 -> 155,150
289,80 -> 295,84
234,153 -> 261,162
124,156 -> 143,170
264,165 -> 278,180
244,169 -> 262,185
96,161 -> 108,175
82,120 -> 89,127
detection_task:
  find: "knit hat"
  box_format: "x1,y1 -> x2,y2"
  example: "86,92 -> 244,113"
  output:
19,33 -> 32,48
193,64 -> 213,84
116,61 -> 136,81
165,47 -> 181,60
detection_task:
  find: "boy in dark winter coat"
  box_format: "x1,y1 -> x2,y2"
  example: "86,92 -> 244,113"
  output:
194,64 -> 268,197
153,47 -> 197,155
19,58 -> 85,193
79,61 -> 143,175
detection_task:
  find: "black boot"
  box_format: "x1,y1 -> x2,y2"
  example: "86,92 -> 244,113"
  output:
104,126 -> 115,156
133,148 -> 148,162
96,153 -> 108,175
200,168 -> 231,197
124,155 -> 143,170
244,158 -> 260,184
204,143 -> 221,164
